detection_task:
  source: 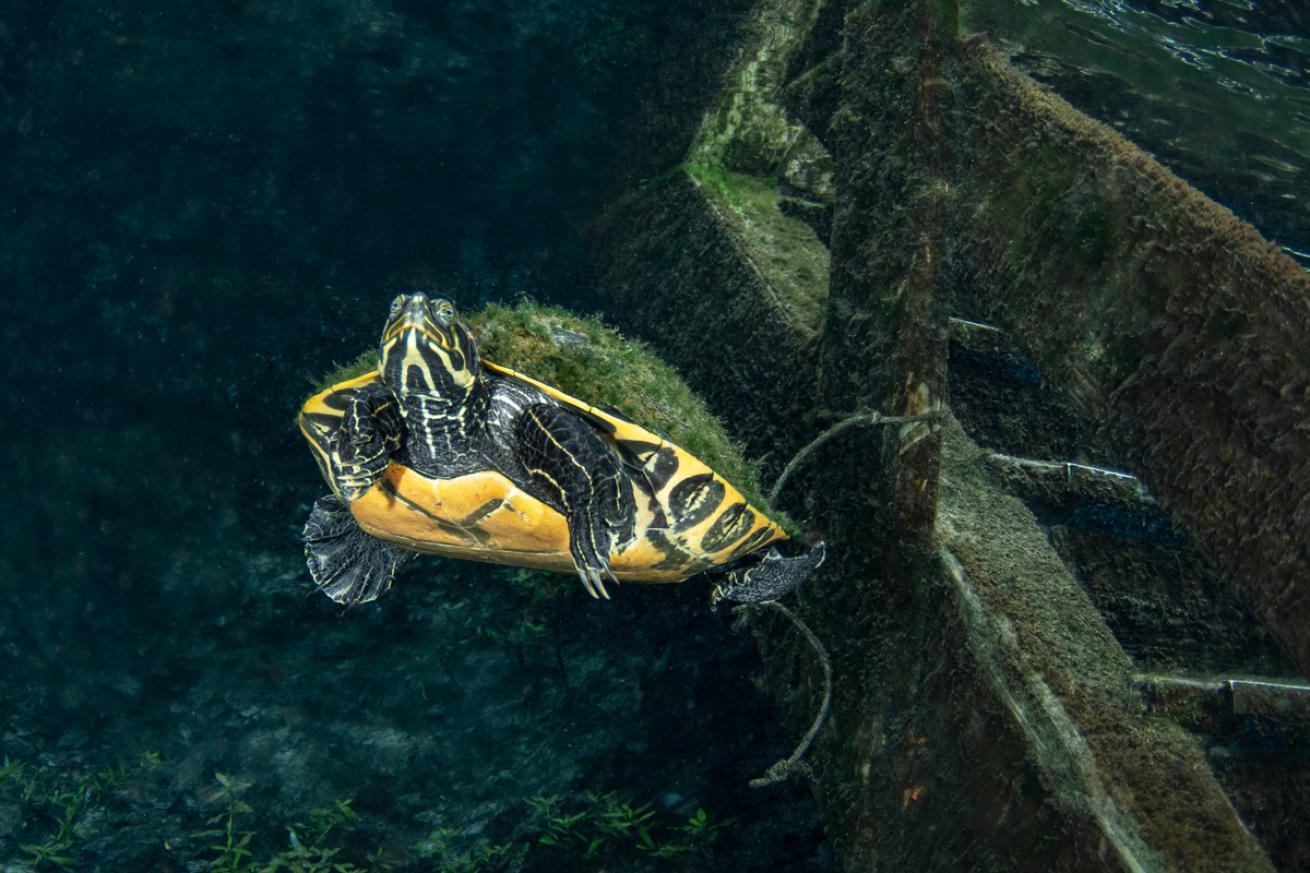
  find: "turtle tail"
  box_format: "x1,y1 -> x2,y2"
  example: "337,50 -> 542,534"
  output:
303,495 -> 416,605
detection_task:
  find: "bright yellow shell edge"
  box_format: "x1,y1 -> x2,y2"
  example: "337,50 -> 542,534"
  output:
298,361 -> 787,583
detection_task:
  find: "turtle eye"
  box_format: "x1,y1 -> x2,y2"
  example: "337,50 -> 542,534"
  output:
434,300 -> 456,323
389,297 -> 403,317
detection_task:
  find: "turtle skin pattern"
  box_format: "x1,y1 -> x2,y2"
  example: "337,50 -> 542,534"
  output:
513,402 -> 637,595
330,382 -> 404,502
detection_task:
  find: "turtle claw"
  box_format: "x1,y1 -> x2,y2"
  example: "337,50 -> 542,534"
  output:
577,569 -> 599,599
576,566 -> 610,600
566,505 -> 622,601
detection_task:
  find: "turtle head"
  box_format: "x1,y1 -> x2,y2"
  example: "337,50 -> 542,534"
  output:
379,293 -> 480,398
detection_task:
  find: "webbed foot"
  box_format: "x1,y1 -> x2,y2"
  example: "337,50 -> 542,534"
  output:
303,494 -> 416,605
710,543 -> 826,608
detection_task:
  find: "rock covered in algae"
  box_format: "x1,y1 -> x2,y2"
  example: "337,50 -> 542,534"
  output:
313,300 -> 797,536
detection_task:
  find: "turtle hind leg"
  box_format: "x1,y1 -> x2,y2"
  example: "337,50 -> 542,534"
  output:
710,542 -> 827,608
303,494 -> 416,605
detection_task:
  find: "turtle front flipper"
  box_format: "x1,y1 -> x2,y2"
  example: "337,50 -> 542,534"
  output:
710,543 -> 826,607
513,403 -> 636,599
330,382 -> 405,501
303,494 -> 416,605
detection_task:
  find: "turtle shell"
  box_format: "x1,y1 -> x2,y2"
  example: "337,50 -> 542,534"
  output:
299,361 -> 787,583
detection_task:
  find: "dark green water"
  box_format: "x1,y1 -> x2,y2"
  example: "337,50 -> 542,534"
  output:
1,1 -> 1305,870
962,0 -> 1310,265
2,4 -> 835,870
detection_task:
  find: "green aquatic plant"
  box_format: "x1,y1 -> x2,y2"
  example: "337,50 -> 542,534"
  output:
20,840 -> 76,868
678,806 -> 736,857
525,790 -> 736,861
0,744 -> 765,865
363,845 -> 394,871
194,773 -> 369,873
194,772 -> 257,872
1,751 -> 162,869
525,794 -> 590,852
261,841 -> 366,873
3,752 -> 737,870
413,825 -> 525,872
264,798 -> 366,873
589,792 -> 656,847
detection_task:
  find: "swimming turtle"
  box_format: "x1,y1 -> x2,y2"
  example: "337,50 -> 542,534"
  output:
298,293 -> 824,606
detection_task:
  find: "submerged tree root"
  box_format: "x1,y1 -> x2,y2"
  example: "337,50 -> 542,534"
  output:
768,408 -> 942,505
733,599 -> 833,789
732,407 -> 939,787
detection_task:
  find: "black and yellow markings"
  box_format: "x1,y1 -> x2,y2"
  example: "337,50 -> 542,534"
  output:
647,528 -> 698,572
320,391 -> 352,411
315,384 -> 405,500
592,403 -> 632,428
602,467 -> 630,542
620,440 -> 769,561
701,502 -> 757,555
397,332 -> 441,393
302,352 -> 787,585
382,308 -> 448,348
723,524 -> 776,562
520,407 -> 596,510
378,477 -> 503,546
301,379 -> 379,500
616,440 -> 680,492
668,473 -> 726,532
301,373 -> 380,421
520,405 -> 611,576
486,358 -> 778,565
523,463 -> 566,508
452,322 -> 479,369
301,411 -> 342,446
382,316 -> 473,395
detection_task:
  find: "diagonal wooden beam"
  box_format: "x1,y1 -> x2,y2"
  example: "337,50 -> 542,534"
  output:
950,41 -> 1310,680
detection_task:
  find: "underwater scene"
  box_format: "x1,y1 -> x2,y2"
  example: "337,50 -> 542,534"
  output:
3,1 -> 1308,871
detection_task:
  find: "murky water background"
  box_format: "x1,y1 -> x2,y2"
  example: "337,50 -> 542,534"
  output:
1,1 -> 1305,869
